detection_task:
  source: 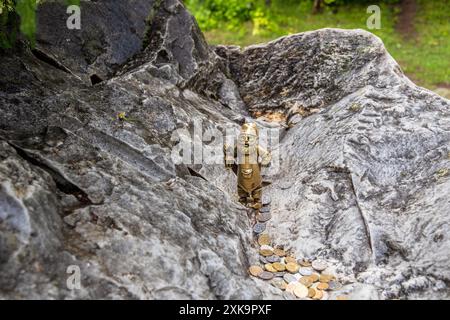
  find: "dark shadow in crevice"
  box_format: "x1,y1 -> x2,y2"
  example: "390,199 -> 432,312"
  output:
90,74 -> 103,85
187,166 -> 208,181
31,48 -> 71,74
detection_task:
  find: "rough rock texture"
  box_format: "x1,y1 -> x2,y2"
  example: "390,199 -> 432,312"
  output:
35,0 -> 157,82
0,0 -> 449,300
218,30 -> 450,300
0,0 -> 258,300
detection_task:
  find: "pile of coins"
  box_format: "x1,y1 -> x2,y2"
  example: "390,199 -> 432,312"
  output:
248,194 -> 348,300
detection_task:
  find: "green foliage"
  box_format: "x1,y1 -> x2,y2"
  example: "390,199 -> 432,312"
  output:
320,0 -> 400,6
185,0 -> 281,35
185,0 -> 255,30
0,0 -> 18,48
0,0 -> 15,14
184,0 -> 401,35
15,0 -> 38,46
196,0 -> 449,89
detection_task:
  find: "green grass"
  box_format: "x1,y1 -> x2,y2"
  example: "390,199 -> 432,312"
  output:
399,0 -> 450,88
191,0 -> 449,90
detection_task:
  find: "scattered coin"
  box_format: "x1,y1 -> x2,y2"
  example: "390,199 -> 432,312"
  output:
271,279 -> 287,290
313,289 -> 324,300
262,194 -> 272,206
249,221 -> 341,301
285,282 -> 300,295
257,234 -> 271,246
293,284 -> 309,298
286,262 -> 300,273
259,249 -> 273,257
308,288 -> 316,298
283,274 -> 297,284
273,248 -> 287,257
317,282 -> 329,290
249,265 -> 263,277
319,274 -> 334,283
309,273 -> 320,282
312,259 -> 328,271
285,282 -> 296,295
273,262 -> 286,272
265,263 -> 277,273
253,223 -> 266,234
284,256 -> 297,264
298,259 -> 312,267
299,276 -> 313,287
260,245 -> 274,251
299,267 -> 313,276
328,281 -> 343,291
257,212 -> 272,222
258,271 -> 274,280
266,255 -> 281,263
259,206 -> 271,213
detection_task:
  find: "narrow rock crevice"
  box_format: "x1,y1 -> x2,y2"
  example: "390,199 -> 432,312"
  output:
31,48 -> 72,74
6,141 -> 93,207
187,167 -> 208,181
348,171 -> 375,258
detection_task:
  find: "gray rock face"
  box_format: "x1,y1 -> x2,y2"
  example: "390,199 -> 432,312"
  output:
0,0 -> 449,300
219,29 -> 450,300
36,0 -> 157,82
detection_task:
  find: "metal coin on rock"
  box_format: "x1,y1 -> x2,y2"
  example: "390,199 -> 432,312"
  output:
248,265 -> 263,277
293,284 -> 309,298
257,233 -> 271,246
260,244 -> 274,251
259,206 -> 271,213
328,281 -> 343,291
257,212 -> 272,222
253,223 -> 266,234
258,271 -> 274,280
262,194 -> 272,206
285,262 -> 300,273
312,259 -> 328,271
283,273 -> 297,284
266,255 -> 281,263
299,267 -> 313,276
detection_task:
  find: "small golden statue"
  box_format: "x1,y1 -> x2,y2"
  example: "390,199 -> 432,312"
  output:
224,123 -> 271,210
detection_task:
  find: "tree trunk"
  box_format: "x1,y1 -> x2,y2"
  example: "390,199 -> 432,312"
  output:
312,0 -> 323,14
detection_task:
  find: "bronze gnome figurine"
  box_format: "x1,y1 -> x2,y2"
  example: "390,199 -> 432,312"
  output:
224,123 -> 271,209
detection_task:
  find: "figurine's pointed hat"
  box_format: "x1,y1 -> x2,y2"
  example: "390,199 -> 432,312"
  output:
240,122 -> 259,136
